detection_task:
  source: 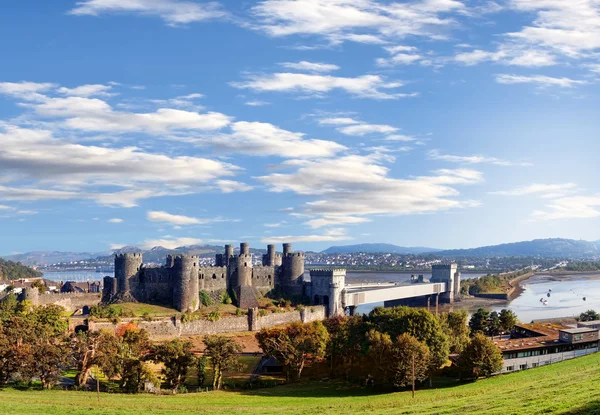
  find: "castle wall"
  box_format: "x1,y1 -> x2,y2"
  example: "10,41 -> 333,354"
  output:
251,266 -> 275,290
199,266 -> 228,291
87,305 -> 326,339
38,292 -> 101,311
135,267 -> 172,305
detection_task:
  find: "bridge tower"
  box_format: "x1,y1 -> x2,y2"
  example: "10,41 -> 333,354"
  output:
309,269 -> 346,317
431,263 -> 460,303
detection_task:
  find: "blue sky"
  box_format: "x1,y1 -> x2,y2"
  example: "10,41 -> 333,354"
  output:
1,0 -> 599,254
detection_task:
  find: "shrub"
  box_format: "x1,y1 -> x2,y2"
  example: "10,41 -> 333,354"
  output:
207,311 -> 221,322
235,308 -> 243,317
258,309 -> 268,317
199,291 -> 212,307
220,290 -> 232,305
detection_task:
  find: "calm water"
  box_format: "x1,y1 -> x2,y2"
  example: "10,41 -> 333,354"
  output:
491,274 -> 600,322
43,271 -> 113,282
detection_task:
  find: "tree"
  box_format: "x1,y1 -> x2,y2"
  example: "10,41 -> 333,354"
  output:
203,335 -> 243,390
71,331 -> 104,388
365,330 -> 393,385
579,310 -> 600,322
487,311 -> 501,337
31,279 -> 45,294
390,333 -> 430,388
323,315 -> 366,379
32,339 -> 71,389
499,309 -> 518,333
149,339 -> 195,392
469,308 -> 490,335
196,356 -> 208,388
438,310 -> 470,354
256,321 -> 329,381
368,306 -> 449,371
457,333 -> 503,379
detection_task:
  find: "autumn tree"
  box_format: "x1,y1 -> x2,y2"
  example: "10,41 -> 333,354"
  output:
390,333 -> 430,388
457,333 -> 503,379
203,335 -> 243,390
149,339 -> 195,391
256,321 -> 329,381
196,356 -> 208,388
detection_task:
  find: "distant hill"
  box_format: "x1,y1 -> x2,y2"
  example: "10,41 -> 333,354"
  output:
3,250 -> 111,266
436,238 -> 599,259
321,243 -> 440,255
0,258 -> 43,280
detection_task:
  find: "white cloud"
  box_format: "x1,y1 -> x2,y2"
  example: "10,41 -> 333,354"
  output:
0,205 -> 13,210
209,121 -> 346,158
490,183 -> 578,196
279,61 -> 340,72
338,123 -> 398,136
428,149 -> 532,166
107,218 -> 124,223
531,196 -> 600,221
0,81 -> 56,100
318,117 -> 360,125
261,227 -> 352,243
57,84 -> 115,97
147,210 -> 203,225
304,215 -> 371,228
231,72 -> 415,99
216,179 -> 254,193
251,0 -> 465,45
244,100 -> 270,106
454,48 -> 556,67
69,0 -> 227,26
258,153 -> 483,227
384,134 -> 417,142
495,74 -> 587,87
140,237 -> 203,249
0,126 -> 241,206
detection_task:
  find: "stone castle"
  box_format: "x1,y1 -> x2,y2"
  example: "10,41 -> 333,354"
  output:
102,243 -> 307,312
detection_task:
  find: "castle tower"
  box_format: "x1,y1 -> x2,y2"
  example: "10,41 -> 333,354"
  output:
281,243 -> 305,297
20,286 -> 40,306
173,255 -> 199,312
115,253 -> 143,294
225,244 -> 234,265
309,269 -> 346,317
165,254 -> 175,268
263,244 -> 276,266
236,242 -> 253,287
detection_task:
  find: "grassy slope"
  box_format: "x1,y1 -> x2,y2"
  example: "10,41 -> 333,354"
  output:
2,353 -> 600,415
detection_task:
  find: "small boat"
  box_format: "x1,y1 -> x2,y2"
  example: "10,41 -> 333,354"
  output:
583,297 -> 587,301
547,292 -> 551,297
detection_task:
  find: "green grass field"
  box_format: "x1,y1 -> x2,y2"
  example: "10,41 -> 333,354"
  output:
2,352 -> 600,415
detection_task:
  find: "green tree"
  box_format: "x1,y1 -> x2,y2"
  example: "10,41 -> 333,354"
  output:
579,310 -> 600,322
149,339 -> 195,392
31,279 -> 46,294
487,311 -> 501,337
203,335 -> 243,390
469,308 -> 490,335
256,321 -> 329,381
196,356 -> 208,388
457,333 -> 503,379
368,306 -> 449,371
32,339 -> 71,389
365,329 -> 393,385
323,315 -> 367,379
499,309 -> 518,333
438,310 -> 470,354
390,333 -> 430,388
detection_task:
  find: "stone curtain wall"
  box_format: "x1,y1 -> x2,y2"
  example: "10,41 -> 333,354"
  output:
88,305 -> 326,339
38,292 -> 101,311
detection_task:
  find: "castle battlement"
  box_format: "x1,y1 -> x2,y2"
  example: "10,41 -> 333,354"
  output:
105,242 -> 306,312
